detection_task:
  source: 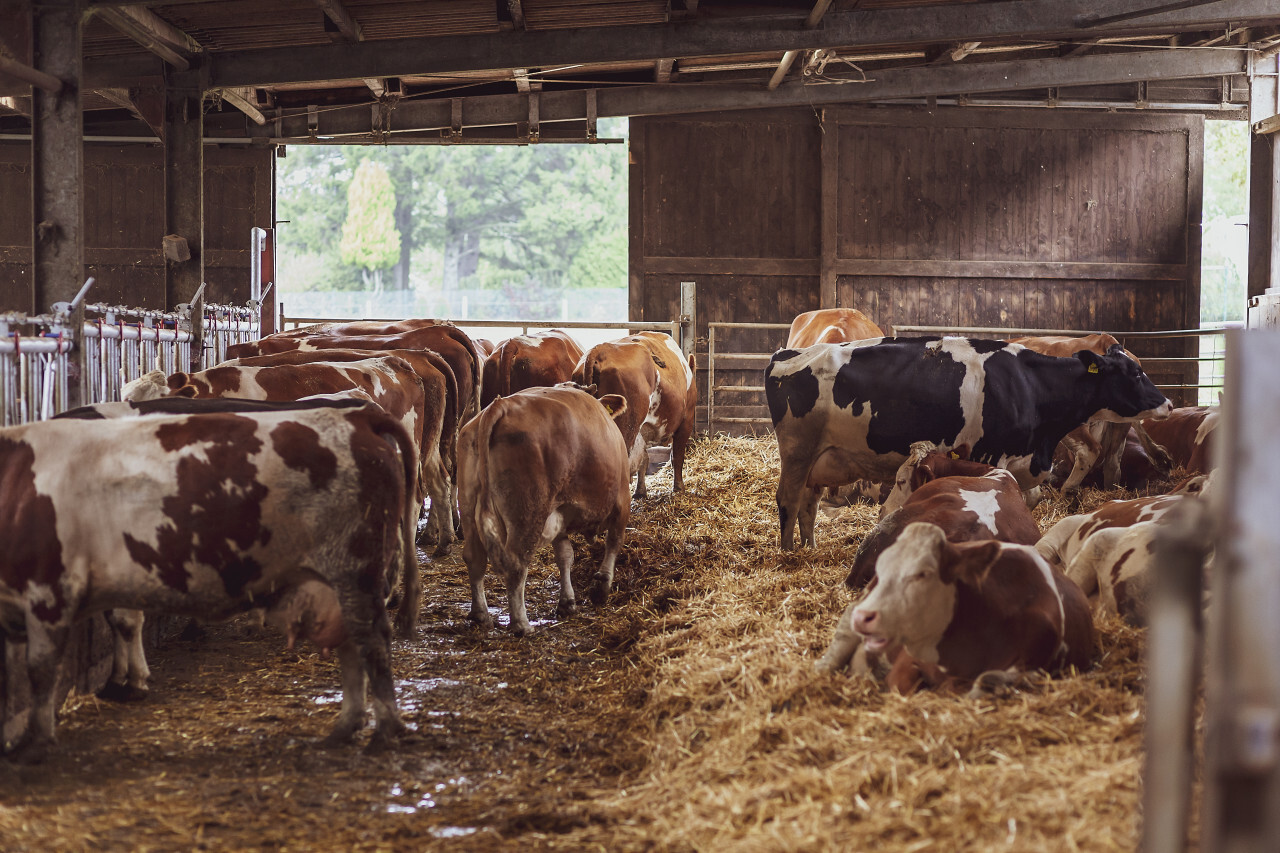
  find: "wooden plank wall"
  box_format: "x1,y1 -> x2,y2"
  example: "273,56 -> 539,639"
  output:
631,106 -> 1204,430
0,143 -> 274,311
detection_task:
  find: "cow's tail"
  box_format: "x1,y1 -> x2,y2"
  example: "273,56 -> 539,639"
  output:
452,325 -> 483,423
369,412 -> 422,637
471,399 -> 511,564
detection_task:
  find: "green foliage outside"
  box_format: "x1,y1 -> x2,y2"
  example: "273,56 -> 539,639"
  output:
1200,120 -> 1249,325
276,118 -> 629,312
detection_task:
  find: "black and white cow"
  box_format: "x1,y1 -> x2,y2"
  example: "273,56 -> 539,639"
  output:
0,402 -> 417,762
765,336 -> 1171,550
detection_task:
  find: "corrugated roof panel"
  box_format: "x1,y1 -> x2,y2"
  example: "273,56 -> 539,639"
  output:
521,0 -> 668,32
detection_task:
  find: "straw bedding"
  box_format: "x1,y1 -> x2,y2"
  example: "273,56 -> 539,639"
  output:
0,434 -> 1172,851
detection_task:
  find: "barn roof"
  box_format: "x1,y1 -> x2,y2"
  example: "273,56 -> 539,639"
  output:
2,0 -> 1279,143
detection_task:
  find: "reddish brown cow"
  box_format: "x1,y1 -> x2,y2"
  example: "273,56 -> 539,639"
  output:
572,332 -> 696,497
227,320 -> 481,427
878,442 -> 994,518
1140,405 -> 1218,475
459,386 -> 631,636
1035,492 -> 1191,572
480,329 -> 585,409
817,523 -> 1095,694
1050,426 -> 1163,491
1009,334 -> 1172,490
845,461 -> 1041,589
785,308 -> 883,348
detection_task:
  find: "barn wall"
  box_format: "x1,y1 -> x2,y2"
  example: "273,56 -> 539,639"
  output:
0,143 -> 274,312
630,106 -> 1204,429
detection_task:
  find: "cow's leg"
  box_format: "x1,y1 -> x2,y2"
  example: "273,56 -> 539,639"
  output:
553,536 -> 577,618
498,551 -> 533,637
8,618 -> 70,764
425,458 -> 454,558
464,533 -> 493,630
775,462 -> 813,551
1097,422 -> 1129,489
671,418 -> 694,493
629,436 -> 649,498
590,517 -> 625,607
815,600 -> 863,674
1133,423 -> 1174,475
1059,429 -> 1101,492
393,520 -> 422,641
324,639 -> 369,746
359,603 -> 406,753
98,609 -> 150,702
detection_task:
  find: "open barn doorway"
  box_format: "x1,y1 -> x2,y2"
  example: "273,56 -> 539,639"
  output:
273,118 -> 630,349
1199,119 -> 1250,404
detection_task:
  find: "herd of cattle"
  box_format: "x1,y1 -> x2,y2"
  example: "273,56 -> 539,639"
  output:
0,308 -> 1219,762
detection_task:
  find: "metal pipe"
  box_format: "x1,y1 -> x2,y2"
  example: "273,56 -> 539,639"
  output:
0,54 -> 63,95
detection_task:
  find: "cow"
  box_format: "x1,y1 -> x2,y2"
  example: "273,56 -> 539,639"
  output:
573,331 -> 696,497
1060,521 -> 1164,626
845,457 -> 1042,589
878,441 -> 994,518
786,308 -> 883,348
816,522 -> 1095,695
227,320 -> 482,427
1035,491 -> 1193,573
766,336 -> 1172,550
0,403 -> 416,762
481,329 -> 585,409
120,354 -> 450,620
1009,334 -> 1173,491
458,386 -> 631,636
1049,425 -> 1164,492
1141,405 -> 1218,475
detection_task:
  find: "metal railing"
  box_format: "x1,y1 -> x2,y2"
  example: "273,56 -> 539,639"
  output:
704,321 -> 1239,434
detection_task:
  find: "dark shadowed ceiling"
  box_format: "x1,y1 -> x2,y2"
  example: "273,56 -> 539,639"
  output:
2,0 -> 1279,144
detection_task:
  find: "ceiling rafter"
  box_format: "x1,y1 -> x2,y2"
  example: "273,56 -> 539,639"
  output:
93,4 -> 202,71
201,0 -> 1279,90
254,46 -> 1247,140
316,0 -> 363,42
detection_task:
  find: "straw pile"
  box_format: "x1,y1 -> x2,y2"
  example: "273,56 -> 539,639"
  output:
0,435 -> 1174,851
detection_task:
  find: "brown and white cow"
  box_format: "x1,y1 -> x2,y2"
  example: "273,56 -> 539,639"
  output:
1141,405 -> 1218,475
1009,334 -> 1173,490
845,458 -> 1042,589
1060,521 -> 1164,626
878,442 -> 996,518
573,331 -> 696,497
458,386 -> 631,636
122,354 -> 448,622
0,403 -> 416,762
227,320 -> 482,427
817,523 -> 1095,694
786,308 -> 883,348
480,329 -> 585,409
1035,491 -> 1193,573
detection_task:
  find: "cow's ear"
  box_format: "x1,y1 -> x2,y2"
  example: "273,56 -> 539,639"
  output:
942,540 -> 1001,586
598,393 -> 628,420
950,444 -> 971,460
166,372 -> 188,390
1076,350 -> 1104,375
911,462 -> 935,490
176,384 -> 198,398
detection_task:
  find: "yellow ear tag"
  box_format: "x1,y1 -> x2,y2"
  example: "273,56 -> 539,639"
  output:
949,452 -> 960,459
1088,363 -> 1100,374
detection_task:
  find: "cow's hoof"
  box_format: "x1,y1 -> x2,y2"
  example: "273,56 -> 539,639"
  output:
97,681 -> 148,703
467,611 -> 494,631
365,720 -> 409,754
967,669 -> 1019,699
556,600 -> 577,618
431,542 -> 452,558
589,585 -> 610,607
5,737 -> 52,765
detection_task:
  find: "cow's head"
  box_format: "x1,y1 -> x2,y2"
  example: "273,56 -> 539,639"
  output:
852,523 -> 1001,665
1078,345 -> 1172,423
120,369 -> 175,402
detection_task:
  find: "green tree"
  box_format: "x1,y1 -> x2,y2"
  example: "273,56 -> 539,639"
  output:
340,160 -> 402,293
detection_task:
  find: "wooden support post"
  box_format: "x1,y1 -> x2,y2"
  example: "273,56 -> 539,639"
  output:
1247,133 -> 1278,299
819,109 -> 838,309
165,69 -> 205,370
31,0 -> 85,408
1200,330 -> 1280,852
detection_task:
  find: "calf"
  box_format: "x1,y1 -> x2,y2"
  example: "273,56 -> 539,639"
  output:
573,331 -> 696,497
0,403 -> 416,762
1035,492 -> 1191,572
766,337 -> 1171,549
459,386 -> 631,636
845,462 -> 1041,589
1141,405 -> 1218,475
786,308 -> 883,348
481,329 -> 585,408
1062,521 -> 1163,626
817,523 -> 1095,693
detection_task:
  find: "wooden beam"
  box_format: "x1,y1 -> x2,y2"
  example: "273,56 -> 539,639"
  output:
507,0 -> 525,29
165,70 -> 204,369
315,0 -> 362,42
804,0 -> 834,29
768,51 -> 799,90
207,0 -> 1280,89
948,41 -> 982,62
95,84 -> 164,135
253,47 -> 1248,138
216,86 -> 267,125
364,77 -> 385,97
94,5 -> 201,70
513,68 -> 539,92
654,59 -> 674,83
0,53 -> 64,93
32,0 -> 85,404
